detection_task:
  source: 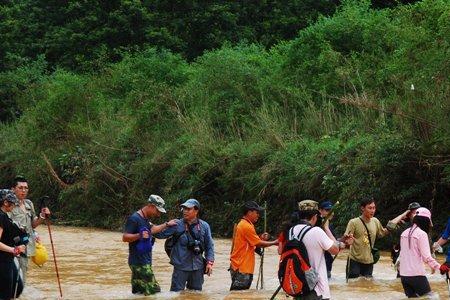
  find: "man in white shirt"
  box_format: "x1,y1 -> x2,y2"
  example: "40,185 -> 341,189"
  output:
290,200 -> 353,300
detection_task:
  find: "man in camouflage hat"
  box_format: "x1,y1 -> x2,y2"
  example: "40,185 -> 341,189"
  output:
122,195 -> 177,295
287,200 -> 353,300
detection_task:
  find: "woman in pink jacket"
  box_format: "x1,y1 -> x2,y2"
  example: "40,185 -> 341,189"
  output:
399,207 -> 446,298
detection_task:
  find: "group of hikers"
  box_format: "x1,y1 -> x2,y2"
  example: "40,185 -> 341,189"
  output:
122,192 -> 450,299
1,175 -> 450,299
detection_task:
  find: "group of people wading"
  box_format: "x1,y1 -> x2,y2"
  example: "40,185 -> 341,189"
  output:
1,176 -> 449,299
122,194 -> 450,299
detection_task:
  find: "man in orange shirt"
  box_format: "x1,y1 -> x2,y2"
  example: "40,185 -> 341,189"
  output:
229,201 -> 278,290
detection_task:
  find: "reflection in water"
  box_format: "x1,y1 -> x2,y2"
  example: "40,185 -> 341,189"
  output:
22,226 -> 448,299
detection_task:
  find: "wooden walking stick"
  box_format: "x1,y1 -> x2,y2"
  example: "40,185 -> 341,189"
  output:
256,200 -> 267,290
40,196 -> 63,298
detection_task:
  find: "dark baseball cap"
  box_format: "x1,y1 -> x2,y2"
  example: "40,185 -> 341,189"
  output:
244,201 -> 264,212
319,200 -> 333,210
408,202 -> 421,210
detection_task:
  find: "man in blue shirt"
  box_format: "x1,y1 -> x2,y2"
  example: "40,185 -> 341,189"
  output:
154,199 -> 215,292
122,195 -> 177,295
433,217 -> 450,270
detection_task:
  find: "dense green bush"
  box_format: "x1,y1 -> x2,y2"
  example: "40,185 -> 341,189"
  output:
1,1 -> 449,244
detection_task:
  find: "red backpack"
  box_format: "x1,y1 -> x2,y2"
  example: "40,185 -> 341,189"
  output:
278,225 -> 318,297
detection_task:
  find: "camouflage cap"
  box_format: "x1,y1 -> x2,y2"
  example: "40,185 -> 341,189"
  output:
148,194 -> 166,213
298,199 -> 319,211
0,189 -> 19,205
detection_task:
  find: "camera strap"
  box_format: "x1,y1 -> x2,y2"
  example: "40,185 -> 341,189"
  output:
184,221 -> 202,245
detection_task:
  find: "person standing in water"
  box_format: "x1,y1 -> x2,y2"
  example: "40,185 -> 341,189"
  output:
154,199 -> 215,292
0,189 -> 26,300
344,197 -> 407,279
9,176 -> 51,283
229,201 -> 278,290
122,195 -> 177,295
399,207 -> 448,298
432,216 -> 450,274
318,200 -> 337,279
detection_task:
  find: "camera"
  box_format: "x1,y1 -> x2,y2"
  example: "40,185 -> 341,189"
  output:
188,239 -> 203,255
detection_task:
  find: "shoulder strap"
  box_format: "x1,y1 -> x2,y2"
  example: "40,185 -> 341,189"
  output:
359,217 -> 374,249
289,225 -> 313,242
298,226 -> 313,243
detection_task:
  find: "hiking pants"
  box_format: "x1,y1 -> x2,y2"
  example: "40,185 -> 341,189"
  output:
170,268 -> 204,291
129,264 -> 161,295
18,256 -> 28,283
346,258 -> 373,278
294,290 -> 327,300
229,269 -> 253,290
400,275 -> 432,298
0,259 -> 23,300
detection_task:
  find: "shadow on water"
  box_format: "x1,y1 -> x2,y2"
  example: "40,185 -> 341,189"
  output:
22,226 -> 449,299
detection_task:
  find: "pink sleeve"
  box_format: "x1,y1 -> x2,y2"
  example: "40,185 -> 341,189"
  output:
418,232 -> 440,270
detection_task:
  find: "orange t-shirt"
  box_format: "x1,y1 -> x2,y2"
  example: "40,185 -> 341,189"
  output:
230,218 -> 262,274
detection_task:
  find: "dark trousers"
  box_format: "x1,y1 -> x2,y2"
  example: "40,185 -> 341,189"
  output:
346,258 -> 374,279
400,275 -> 431,298
0,260 -> 23,300
294,290 -> 326,300
170,268 -> 204,292
229,269 -> 253,290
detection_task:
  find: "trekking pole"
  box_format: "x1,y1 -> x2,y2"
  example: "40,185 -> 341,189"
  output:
270,285 -> 282,300
446,272 -> 450,299
47,217 -> 63,298
256,200 -> 267,290
41,196 -> 63,298
346,256 -> 350,283
13,258 -> 21,300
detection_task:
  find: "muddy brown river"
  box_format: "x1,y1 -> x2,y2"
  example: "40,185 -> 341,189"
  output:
21,226 -> 448,299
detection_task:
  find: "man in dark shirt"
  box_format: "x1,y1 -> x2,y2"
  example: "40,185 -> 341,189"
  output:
122,194 -> 176,295
0,189 -> 26,299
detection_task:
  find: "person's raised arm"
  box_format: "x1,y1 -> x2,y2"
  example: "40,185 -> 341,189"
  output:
151,219 -> 177,234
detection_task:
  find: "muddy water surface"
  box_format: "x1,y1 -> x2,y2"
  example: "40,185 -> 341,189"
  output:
22,226 -> 449,299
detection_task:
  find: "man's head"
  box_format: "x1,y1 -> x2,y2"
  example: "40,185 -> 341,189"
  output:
242,201 -> 264,224
1,189 -> 19,212
407,202 -> 421,219
143,194 -> 166,218
297,200 -> 319,226
11,176 -> 29,202
360,196 -> 376,219
181,199 -> 200,222
319,200 -> 333,218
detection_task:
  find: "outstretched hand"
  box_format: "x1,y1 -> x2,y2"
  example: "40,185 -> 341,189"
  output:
166,219 -> 178,227
439,263 -> 450,275
341,233 -> 354,246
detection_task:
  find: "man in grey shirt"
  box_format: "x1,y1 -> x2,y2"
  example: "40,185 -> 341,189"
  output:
155,199 -> 214,291
9,176 -> 51,283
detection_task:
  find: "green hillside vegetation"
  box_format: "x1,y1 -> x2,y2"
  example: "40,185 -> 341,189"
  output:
0,0 -> 449,240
